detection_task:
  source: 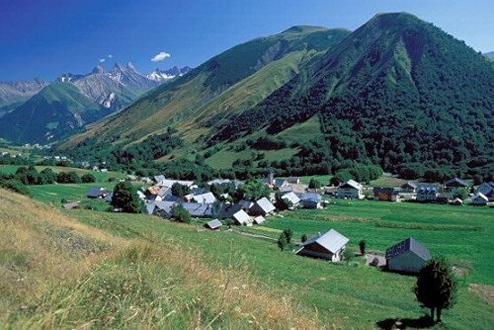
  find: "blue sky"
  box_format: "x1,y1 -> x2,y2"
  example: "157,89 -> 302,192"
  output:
1,0 -> 493,81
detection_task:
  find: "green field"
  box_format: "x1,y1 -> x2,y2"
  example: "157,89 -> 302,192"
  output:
62,202 -> 494,329
0,165 -> 125,182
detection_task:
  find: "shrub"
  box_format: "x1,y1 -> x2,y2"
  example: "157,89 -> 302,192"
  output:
111,181 -> 143,213
172,205 -> 191,223
282,228 -> 293,244
57,171 -> 82,184
171,183 -> 191,198
277,234 -> 287,251
301,234 -> 308,243
308,178 -> 321,189
81,173 -> 96,183
359,240 -> 366,255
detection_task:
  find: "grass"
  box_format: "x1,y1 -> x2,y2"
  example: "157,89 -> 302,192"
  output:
0,165 -> 125,182
0,189 -> 318,328
64,202 -> 494,329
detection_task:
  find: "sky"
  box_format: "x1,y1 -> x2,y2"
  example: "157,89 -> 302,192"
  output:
1,0 -> 493,81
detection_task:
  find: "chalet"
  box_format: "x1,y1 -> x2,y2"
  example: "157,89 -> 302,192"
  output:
217,200 -> 253,219
86,187 -> 107,199
192,192 -> 217,204
471,193 -> 488,206
477,182 -> 494,201
181,203 -> 214,218
336,180 -> 364,200
450,198 -> 463,206
205,219 -> 222,230
386,238 -> 431,274
400,182 -> 417,193
146,201 -> 176,218
416,184 -> 439,202
296,229 -> 349,262
233,209 -> 252,226
282,192 -> 300,209
253,216 -> 265,225
373,187 -> 400,202
445,177 -> 467,190
249,197 -> 276,216
299,193 -> 322,209
286,176 -> 300,184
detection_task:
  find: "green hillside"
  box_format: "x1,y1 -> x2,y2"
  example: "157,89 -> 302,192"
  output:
60,26 -> 350,149
0,82 -> 110,144
212,13 -> 494,179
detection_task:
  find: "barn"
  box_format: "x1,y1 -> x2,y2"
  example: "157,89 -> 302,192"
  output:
385,238 -> 431,274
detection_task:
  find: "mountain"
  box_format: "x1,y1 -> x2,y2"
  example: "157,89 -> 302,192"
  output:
212,13 -> 494,177
0,80 -> 48,116
485,51 -> 494,60
147,66 -> 192,82
61,26 -> 350,148
0,82 -> 111,143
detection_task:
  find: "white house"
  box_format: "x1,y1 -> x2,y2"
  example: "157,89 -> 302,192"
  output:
296,229 -> 349,262
336,180 -> 364,199
233,210 -> 252,226
249,197 -> 276,216
281,192 -> 300,209
192,192 -> 217,204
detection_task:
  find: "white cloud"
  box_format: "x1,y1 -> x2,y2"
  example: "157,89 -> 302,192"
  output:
108,54 -> 113,58
99,58 -> 106,63
151,51 -> 171,62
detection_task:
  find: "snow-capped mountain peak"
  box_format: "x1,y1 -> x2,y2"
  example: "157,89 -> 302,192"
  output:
146,66 -> 191,82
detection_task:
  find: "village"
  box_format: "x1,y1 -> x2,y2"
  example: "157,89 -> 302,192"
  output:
77,171 -> 494,276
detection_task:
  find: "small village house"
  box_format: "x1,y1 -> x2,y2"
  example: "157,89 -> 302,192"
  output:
296,229 -> 349,262
471,193 -> 488,206
286,176 -> 300,184
86,187 -> 108,199
336,180 -> 364,200
445,177 -> 468,190
477,182 -> 494,201
249,197 -> 276,216
181,202 -> 214,218
400,182 -> 417,193
299,193 -> 322,209
253,216 -> 265,225
146,201 -> 176,218
205,219 -> 222,230
416,184 -> 439,202
192,192 -> 217,204
373,187 -> 400,202
385,238 -> 431,274
281,192 -> 301,209
233,209 -> 252,226
450,197 -> 463,206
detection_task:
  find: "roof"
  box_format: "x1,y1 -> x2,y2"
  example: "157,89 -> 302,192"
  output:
282,192 -> 300,205
208,179 -> 231,186
445,177 -> 467,187
417,184 -> 439,193
478,182 -> 494,195
385,238 -> 431,261
286,176 -> 300,183
87,187 -> 104,198
340,180 -> 362,190
233,210 -> 250,224
154,175 -> 166,183
299,192 -> 322,203
206,219 -> 222,229
104,192 -> 113,203
253,216 -> 265,224
303,229 -> 349,254
473,193 -> 488,201
155,201 -> 177,214
401,181 -> 417,189
373,187 -> 399,195
274,179 -> 288,188
192,192 -> 217,204
255,197 -> 276,213
181,203 -> 213,217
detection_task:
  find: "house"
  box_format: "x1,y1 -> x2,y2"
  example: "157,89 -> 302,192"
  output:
217,200 -> 252,219
86,187 -> 107,199
477,182 -> 494,201
286,176 -> 300,184
471,193 -> 488,206
296,229 -> 349,262
146,201 -> 177,218
445,177 -> 468,190
299,193 -> 322,209
205,219 -> 222,230
104,192 -> 113,203
249,197 -> 276,216
400,182 -> 417,193
253,216 -> 265,225
281,192 -> 300,209
373,187 -> 400,202
181,203 -> 214,218
263,172 -> 275,186
450,198 -> 463,206
274,179 -> 288,189
386,238 -> 431,274
233,210 -> 252,226
336,180 -> 364,200
192,192 -> 217,204
153,175 -> 166,184
416,184 -> 439,202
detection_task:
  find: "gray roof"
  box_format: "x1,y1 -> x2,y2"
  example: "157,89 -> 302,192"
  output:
145,203 -> 156,215
340,180 -> 362,190
233,210 -> 250,224
87,187 -> 104,198
299,193 -> 322,203
385,237 -> 431,261
154,175 -> 166,183
104,192 -> 113,203
274,179 -> 287,188
445,177 -> 467,187
255,197 -> 276,213
192,192 -> 217,204
401,181 -> 417,189
282,192 -> 300,205
206,219 -> 222,229
417,184 -> 438,193
155,201 -> 176,214
181,202 -> 213,217
303,229 -> 349,253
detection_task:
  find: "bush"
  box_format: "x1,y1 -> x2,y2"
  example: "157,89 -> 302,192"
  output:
282,228 -> 293,244
57,171 -> 82,184
81,173 -> 96,183
111,181 -> 143,213
277,234 -> 287,251
172,205 -> 191,223
39,168 -> 57,184
0,177 -> 30,195
274,192 -> 292,210
301,234 -> 308,243
308,178 -> 321,189
171,183 -> 191,198
240,179 -> 270,201
359,240 -> 366,255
